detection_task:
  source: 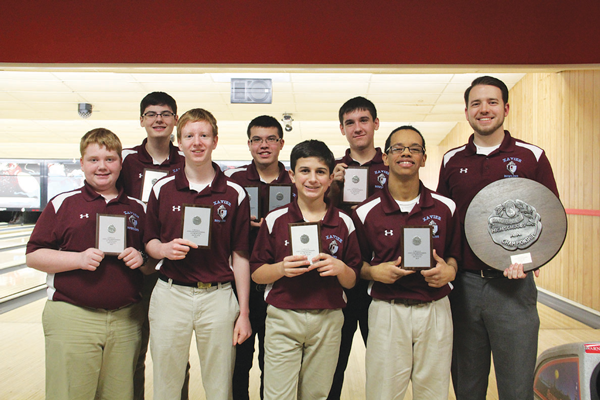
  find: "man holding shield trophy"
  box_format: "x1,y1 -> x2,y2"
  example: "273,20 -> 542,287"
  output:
437,76 -> 559,400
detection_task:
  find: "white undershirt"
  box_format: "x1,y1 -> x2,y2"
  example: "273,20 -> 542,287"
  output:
395,196 -> 419,213
189,182 -> 210,193
475,143 -> 500,156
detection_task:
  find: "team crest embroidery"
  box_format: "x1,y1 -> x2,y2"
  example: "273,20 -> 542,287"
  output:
428,220 -> 438,236
329,240 -> 339,255
506,161 -> 517,175
488,199 -> 542,250
217,204 -> 228,220
129,214 -> 138,229
377,173 -> 387,186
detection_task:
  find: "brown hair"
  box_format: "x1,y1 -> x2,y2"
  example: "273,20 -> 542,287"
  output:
176,108 -> 218,141
80,128 -> 122,158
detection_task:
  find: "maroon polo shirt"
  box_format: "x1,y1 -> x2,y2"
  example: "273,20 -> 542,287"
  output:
224,161 -> 294,248
121,138 -> 185,199
352,183 -> 461,302
250,199 -> 362,310
26,182 -> 146,310
332,147 -> 389,211
436,130 -> 559,272
144,162 -> 250,284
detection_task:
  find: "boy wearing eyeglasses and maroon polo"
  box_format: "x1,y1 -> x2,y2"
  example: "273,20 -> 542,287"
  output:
120,91 -> 188,400
352,126 -> 461,399
224,115 -> 293,400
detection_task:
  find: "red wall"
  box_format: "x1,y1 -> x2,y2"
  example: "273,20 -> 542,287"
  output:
3,0 -> 600,65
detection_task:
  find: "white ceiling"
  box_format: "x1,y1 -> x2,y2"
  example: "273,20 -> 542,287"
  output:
0,65 -> 529,161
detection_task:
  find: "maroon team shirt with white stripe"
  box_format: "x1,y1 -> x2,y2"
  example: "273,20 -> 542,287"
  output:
352,183 -> 462,303
144,163 -> 250,284
120,138 -> 185,200
26,182 -> 146,310
250,199 -> 362,310
436,131 -> 558,272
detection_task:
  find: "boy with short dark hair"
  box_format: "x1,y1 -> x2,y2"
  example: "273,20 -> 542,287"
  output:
144,108 -> 252,400
225,115 -> 292,400
27,128 -> 148,400
120,91 -> 187,400
251,139 -> 362,400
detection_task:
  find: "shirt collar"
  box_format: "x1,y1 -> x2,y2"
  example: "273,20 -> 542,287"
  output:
174,162 -> 227,194
466,130 -> 515,156
287,198 -> 339,228
340,147 -> 384,166
82,180 -> 130,204
380,181 -> 434,216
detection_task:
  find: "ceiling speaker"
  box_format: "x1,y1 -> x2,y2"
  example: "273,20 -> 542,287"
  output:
231,79 -> 272,104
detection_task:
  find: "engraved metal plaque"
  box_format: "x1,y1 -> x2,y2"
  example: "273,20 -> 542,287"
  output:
244,185 -> 260,220
268,184 -> 292,211
465,178 -> 567,271
402,226 -> 434,270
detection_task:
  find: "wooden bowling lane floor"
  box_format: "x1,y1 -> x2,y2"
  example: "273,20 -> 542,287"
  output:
1,299 -> 599,400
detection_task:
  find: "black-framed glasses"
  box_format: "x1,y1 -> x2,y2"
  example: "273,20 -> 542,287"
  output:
386,145 -> 425,155
249,136 -> 281,145
142,111 -> 176,119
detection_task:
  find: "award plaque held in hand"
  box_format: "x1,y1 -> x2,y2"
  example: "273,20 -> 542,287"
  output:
96,214 -> 127,255
289,222 -> 322,265
181,204 -> 212,249
402,225 -> 434,270
343,166 -> 369,204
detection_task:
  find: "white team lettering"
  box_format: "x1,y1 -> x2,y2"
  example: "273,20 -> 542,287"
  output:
80,213 -> 89,219
385,230 -> 393,236
173,206 -> 181,212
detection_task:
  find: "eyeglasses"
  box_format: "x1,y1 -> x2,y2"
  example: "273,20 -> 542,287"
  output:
142,111 -> 176,119
386,145 -> 425,155
249,136 -> 281,145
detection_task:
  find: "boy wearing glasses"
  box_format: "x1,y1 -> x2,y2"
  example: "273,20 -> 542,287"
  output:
224,115 -> 292,400
144,108 -> 251,400
353,126 -> 461,399
120,91 -> 187,400
328,96 -> 388,399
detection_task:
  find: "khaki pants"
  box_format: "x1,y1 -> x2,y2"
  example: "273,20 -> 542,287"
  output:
264,306 -> 343,400
149,278 -> 239,400
43,300 -> 143,400
366,297 -> 453,400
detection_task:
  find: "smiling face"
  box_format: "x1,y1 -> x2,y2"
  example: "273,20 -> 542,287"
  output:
248,126 -> 284,168
340,109 -> 379,152
289,156 -> 333,202
178,120 -> 218,168
80,143 -> 122,196
140,104 -> 178,139
465,84 -> 509,138
383,129 -> 427,181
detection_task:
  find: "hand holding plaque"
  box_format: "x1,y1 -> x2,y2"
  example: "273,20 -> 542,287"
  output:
96,214 -> 126,255
401,226 -> 434,270
181,204 -> 212,249
343,166 -> 369,204
289,222 -> 322,265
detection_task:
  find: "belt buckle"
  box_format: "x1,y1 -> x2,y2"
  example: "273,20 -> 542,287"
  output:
197,282 -> 212,289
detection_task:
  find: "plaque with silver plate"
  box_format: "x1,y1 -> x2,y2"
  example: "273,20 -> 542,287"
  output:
465,178 -> 567,271
289,222 -> 322,265
343,166 -> 369,204
402,226 -> 434,270
268,184 -> 292,211
181,204 -> 212,249
96,214 -> 126,255
244,185 -> 260,220
140,169 -> 168,203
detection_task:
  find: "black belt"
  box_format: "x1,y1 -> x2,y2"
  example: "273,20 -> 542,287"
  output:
391,298 -> 431,306
252,282 -> 267,292
159,274 -> 230,289
464,269 -> 506,279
